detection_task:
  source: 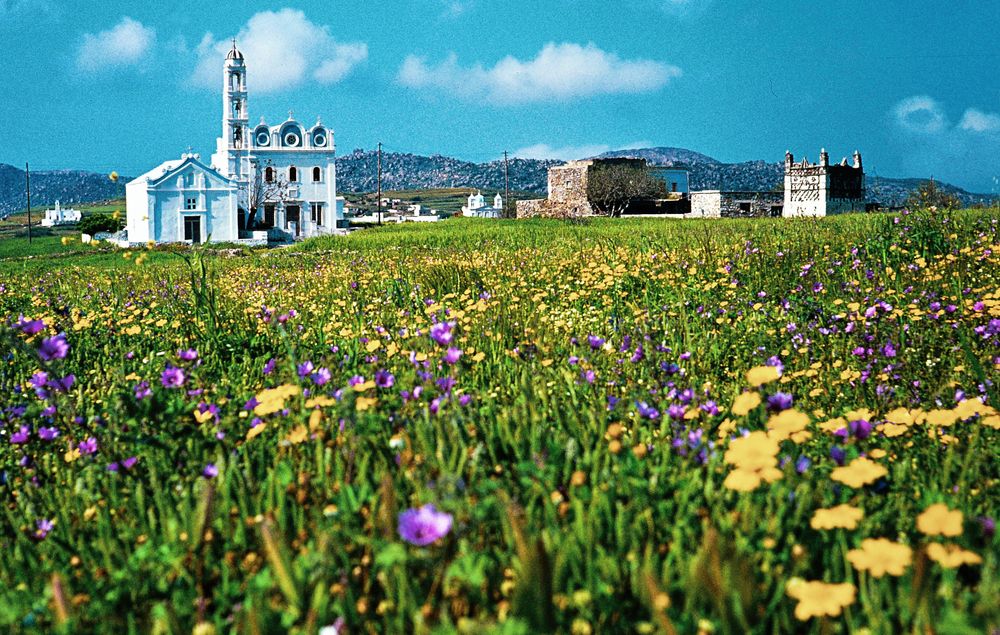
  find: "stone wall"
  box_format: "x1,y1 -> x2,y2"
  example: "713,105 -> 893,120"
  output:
688,191 -> 783,218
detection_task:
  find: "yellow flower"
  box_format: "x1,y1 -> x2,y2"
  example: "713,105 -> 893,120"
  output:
731,391 -> 761,416
786,579 -> 856,621
767,409 -> 811,442
846,538 -> 913,577
723,466 -> 783,491
724,431 -> 779,470
746,365 -> 780,387
356,396 -> 378,411
109,171 -> 119,182
246,423 -> 267,440
830,457 -> 887,488
916,503 -> 963,537
925,409 -> 959,427
925,543 -> 982,568
810,504 -> 864,530
253,384 -> 301,416
954,398 -> 995,420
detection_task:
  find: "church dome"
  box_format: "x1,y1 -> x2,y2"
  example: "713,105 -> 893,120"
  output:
226,42 -> 244,61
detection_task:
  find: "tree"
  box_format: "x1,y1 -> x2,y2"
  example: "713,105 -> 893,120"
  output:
79,213 -> 123,235
906,178 -> 962,210
242,159 -> 292,229
586,163 -> 666,217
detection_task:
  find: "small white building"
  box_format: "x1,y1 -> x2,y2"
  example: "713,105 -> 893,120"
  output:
126,154 -> 240,244
462,191 -> 504,218
783,149 -> 865,217
40,201 -> 81,227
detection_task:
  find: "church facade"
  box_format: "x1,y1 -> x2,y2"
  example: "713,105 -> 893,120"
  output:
126,43 -> 344,245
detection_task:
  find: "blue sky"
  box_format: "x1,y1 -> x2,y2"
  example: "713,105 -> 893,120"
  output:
2,0 -> 999,192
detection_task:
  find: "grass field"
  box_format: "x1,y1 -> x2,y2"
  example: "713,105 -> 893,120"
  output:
0,210 -> 998,634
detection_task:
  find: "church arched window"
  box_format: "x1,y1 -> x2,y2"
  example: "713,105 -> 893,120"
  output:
312,167 -> 322,182
265,167 -> 274,183
289,166 -> 298,183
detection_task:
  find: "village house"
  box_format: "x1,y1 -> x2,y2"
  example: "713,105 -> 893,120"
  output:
40,200 -> 81,227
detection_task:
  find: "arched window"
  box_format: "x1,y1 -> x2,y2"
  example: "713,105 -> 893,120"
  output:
312,167 -> 322,183
289,166 -> 298,182
265,166 -> 274,183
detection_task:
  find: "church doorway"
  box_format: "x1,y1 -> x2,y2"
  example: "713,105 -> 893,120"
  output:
183,216 -> 202,243
286,205 -> 301,236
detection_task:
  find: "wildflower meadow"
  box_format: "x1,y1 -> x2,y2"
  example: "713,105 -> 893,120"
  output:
1,210 -> 998,634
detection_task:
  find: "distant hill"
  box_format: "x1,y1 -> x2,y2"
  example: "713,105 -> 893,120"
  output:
2,147 -> 996,217
0,164 -> 125,218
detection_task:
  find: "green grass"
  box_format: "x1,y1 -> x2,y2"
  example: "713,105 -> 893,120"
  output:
0,209 -> 997,634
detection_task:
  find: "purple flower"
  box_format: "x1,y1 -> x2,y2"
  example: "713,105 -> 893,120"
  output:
133,381 -> 152,400
122,456 -> 138,470
637,401 -> 660,420
430,321 -> 455,346
49,374 -> 75,392
795,455 -> 812,474
587,334 -> 605,350
10,425 -> 30,444
32,518 -> 54,540
667,403 -> 686,421
78,437 -> 98,455
830,446 -> 847,466
38,334 -> 69,361
29,371 -> 48,389
16,316 -> 45,335
375,370 -> 395,389
766,392 -> 794,412
443,347 -> 463,365
398,504 -> 453,546
849,419 -> 872,440
202,463 -> 219,479
263,358 -> 277,375
311,367 -> 332,386
581,369 -> 596,384
38,427 -> 60,441
297,361 -> 315,378
178,348 -> 199,361
161,366 -> 186,388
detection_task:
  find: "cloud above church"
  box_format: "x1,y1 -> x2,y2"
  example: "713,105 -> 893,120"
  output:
398,43 -> 681,104
191,9 -> 367,93
76,17 -> 156,73
893,95 -> 1000,136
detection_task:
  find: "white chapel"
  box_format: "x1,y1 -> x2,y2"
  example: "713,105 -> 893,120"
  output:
126,42 -> 344,245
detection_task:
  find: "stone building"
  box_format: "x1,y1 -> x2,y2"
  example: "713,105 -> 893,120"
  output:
688,190 -> 784,218
783,149 -> 864,217
516,158 -> 689,218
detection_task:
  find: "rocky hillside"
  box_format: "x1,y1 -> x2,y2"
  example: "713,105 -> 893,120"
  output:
0,164 -> 125,218
3,148 -> 995,216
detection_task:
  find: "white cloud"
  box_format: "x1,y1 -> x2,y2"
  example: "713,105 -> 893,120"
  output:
513,141 -> 652,162
191,9 -> 367,93
893,95 -> 948,134
959,108 -> 1000,133
77,17 -> 155,73
399,42 -> 680,104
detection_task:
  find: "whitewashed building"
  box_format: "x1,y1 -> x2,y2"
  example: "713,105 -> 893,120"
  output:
783,149 -> 865,217
125,155 -> 240,244
462,191 -> 504,218
40,201 -> 82,227
127,42 -> 344,245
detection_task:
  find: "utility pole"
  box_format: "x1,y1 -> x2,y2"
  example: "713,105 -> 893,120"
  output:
503,150 -> 510,218
377,142 -> 382,226
25,162 -> 32,243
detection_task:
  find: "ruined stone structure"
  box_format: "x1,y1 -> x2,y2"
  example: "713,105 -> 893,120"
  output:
516,158 -> 684,218
689,190 -> 784,219
783,149 -> 864,218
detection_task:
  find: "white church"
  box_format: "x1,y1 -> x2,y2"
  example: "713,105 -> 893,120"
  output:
126,42 -> 345,245
461,190 -> 504,218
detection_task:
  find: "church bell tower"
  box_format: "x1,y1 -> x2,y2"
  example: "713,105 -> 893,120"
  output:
221,41 -> 248,179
